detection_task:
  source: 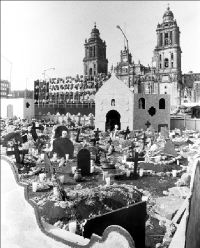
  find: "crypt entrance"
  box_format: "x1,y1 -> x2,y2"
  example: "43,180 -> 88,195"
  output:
105,110 -> 121,131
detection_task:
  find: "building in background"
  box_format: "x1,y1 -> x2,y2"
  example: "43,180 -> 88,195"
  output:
182,72 -> 200,104
83,23 -> 108,78
11,90 -> 34,99
0,80 -> 11,98
33,6 -> 199,117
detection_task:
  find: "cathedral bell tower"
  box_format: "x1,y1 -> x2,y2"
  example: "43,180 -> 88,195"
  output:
154,6 -> 182,106
83,23 -> 108,78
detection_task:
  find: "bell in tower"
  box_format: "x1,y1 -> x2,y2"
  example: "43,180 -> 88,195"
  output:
83,23 -> 108,78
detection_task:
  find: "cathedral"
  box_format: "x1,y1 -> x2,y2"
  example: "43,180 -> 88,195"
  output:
83,6 -> 183,108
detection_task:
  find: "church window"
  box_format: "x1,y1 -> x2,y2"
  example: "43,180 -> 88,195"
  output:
171,53 -> 174,60
93,47 -> 96,57
159,98 -> 165,109
171,62 -> 173,68
165,86 -> 167,89
139,98 -> 145,109
164,58 -> 169,68
111,99 -> 115,106
160,64 -> 162,69
89,47 -> 93,57
164,33 -> 169,45
159,54 -> 162,61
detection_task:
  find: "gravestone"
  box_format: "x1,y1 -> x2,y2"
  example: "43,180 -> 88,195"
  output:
163,140 -> 177,157
52,137 -> 74,159
77,148 -> 91,176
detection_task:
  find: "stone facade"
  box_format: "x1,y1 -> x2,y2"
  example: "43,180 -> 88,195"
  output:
114,6 -> 182,108
95,73 -> 170,131
83,24 -> 108,77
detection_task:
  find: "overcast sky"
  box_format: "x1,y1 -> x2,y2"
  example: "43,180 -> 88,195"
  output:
1,1 -> 200,90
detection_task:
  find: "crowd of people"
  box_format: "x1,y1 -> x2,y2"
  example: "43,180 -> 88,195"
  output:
34,73 -> 111,105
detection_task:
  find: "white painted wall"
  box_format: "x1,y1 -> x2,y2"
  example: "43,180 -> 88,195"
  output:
0,98 -> 35,120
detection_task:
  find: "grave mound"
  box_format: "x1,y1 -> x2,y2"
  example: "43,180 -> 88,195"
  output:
39,184 -> 142,234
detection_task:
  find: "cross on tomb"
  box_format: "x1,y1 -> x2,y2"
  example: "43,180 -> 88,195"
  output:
94,128 -> 101,141
108,138 -> 112,145
145,121 -> 151,129
6,144 -> 28,166
30,122 -> 42,141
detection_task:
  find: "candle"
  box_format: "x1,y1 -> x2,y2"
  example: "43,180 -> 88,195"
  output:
90,165 -> 94,173
139,168 -> 144,177
71,166 -> 76,174
126,170 -> 131,177
172,170 -> 177,177
68,220 -> 77,233
105,177 -> 111,186
40,153 -> 45,160
65,154 -> 69,161
177,159 -> 179,165
53,153 -> 57,159
90,160 -> 94,166
32,182 -> 38,192
58,175 -> 65,184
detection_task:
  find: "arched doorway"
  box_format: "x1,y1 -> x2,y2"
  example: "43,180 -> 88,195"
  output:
105,110 -> 121,131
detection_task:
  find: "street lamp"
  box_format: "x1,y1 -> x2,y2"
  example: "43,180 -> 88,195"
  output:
116,25 -> 130,87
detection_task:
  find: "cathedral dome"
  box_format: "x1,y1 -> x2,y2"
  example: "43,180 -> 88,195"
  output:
163,6 -> 174,22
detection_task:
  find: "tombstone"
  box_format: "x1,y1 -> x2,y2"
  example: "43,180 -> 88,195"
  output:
77,148 -> 91,176
163,140 -> 177,157
160,126 -> 169,139
53,137 -> 74,159
54,125 -> 68,139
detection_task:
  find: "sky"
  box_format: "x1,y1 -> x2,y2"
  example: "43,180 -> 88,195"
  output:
1,1 -> 200,90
